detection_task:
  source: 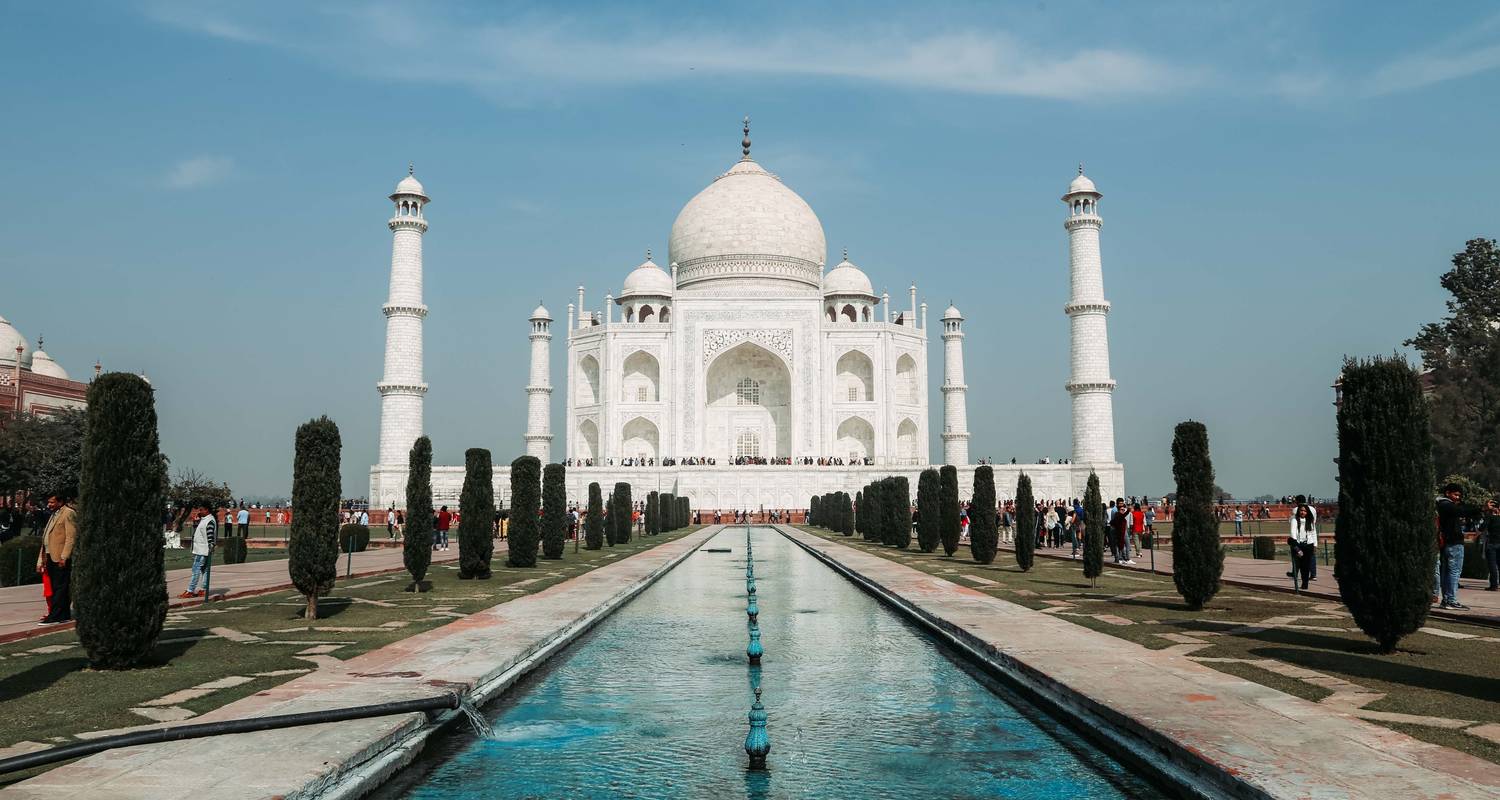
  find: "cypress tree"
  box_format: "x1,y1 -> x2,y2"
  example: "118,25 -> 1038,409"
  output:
1082,472 -> 1105,586
969,466 -> 998,564
939,465 -> 961,557
646,490 -> 659,535
613,482 -> 633,544
681,496 -> 690,527
507,455 -> 541,567
287,418 -> 341,617
74,373 -> 168,669
584,482 -> 605,549
403,436 -> 434,589
604,488 -> 618,545
916,468 -> 941,553
809,495 -> 820,527
890,476 -> 912,549
659,492 -> 673,532
541,463 -> 567,559
1335,357 -> 1437,652
457,448 -> 495,579
841,492 -> 855,536
1014,472 -> 1035,572
1171,421 -> 1224,609
863,481 -> 882,542
854,490 -> 865,538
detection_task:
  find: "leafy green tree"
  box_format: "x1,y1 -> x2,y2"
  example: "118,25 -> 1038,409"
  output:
1082,472 -> 1105,586
403,437 -> 434,589
541,463 -> 567,559
969,466 -> 997,564
458,448 -> 495,579
73,374 -> 168,669
508,456 -> 541,567
613,482 -> 633,544
1171,421 -> 1224,609
916,468 -> 940,553
939,466 -> 960,556
0,408 -> 85,501
164,468 -> 233,533
1335,357 -> 1437,652
1014,472 -> 1035,572
889,477 -> 911,549
1405,238 -> 1500,489
287,417 -> 341,617
584,482 -> 605,549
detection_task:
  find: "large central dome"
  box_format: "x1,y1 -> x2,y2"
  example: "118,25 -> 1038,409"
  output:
668,156 -> 826,290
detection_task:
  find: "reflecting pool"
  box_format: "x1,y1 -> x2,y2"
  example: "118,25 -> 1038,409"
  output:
381,527 -> 1164,799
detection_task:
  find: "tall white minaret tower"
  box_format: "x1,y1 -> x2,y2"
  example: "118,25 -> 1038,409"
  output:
1063,165 -> 1117,465
377,166 -> 429,466
524,303 -> 553,460
940,303 -> 969,465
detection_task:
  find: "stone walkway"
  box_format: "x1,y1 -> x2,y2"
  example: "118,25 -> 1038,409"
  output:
787,527 -> 1500,800
0,546 -> 464,644
1,529 -> 717,800
1002,539 -> 1500,626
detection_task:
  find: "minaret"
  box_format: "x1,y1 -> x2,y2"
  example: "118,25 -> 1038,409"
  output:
940,304 -> 969,465
525,302 -> 553,460
1062,165 -> 1117,464
377,166 -> 429,466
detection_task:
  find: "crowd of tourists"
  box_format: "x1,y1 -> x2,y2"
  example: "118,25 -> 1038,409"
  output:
561,455 -> 880,467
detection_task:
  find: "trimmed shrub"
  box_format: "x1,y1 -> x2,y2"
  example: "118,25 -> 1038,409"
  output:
854,490 -> 865,538
679,496 -> 690,527
659,492 -> 675,532
339,523 -> 370,553
841,492 -> 855,536
584,482 -> 605,549
916,469 -> 941,553
508,456 -> 542,566
613,482 -> 633,545
289,417 -> 341,618
1171,421 -> 1224,610
809,495 -> 820,527
0,536 -> 42,587
1335,357 -> 1437,652
862,481 -> 882,542
939,466 -> 960,557
1014,472 -> 1035,572
969,466 -> 997,564
403,436 -> 434,587
889,477 -> 911,549
541,463 -> 567,559
1082,473 -> 1105,585
646,491 -> 659,535
74,373 -> 169,669
221,535 -> 248,565
1251,536 -> 1276,560
458,448 -> 495,579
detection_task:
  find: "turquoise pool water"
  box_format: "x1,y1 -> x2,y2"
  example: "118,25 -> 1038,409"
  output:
381,527 -> 1164,799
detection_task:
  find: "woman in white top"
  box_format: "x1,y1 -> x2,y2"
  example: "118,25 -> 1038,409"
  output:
1288,501 -> 1317,590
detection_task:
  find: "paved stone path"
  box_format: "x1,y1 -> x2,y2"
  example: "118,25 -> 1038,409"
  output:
1003,540 -> 1500,626
0,546 -> 464,644
789,528 -> 1500,800
1,529 -> 717,800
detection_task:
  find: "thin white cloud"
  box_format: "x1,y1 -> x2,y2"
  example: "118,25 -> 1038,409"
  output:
1366,11 -> 1500,95
165,156 -> 235,189
141,2 -> 1201,101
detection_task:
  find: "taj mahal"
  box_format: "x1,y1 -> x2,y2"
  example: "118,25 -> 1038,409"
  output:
369,122 -> 1123,510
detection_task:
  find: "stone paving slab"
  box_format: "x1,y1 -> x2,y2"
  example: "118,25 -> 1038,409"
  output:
1,529 -> 718,800
784,527 -> 1500,800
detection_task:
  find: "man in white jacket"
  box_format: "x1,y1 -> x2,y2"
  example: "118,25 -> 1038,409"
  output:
181,505 -> 216,599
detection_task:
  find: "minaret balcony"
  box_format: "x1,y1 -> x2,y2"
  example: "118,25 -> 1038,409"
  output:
388,218 -> 429,233
1065,379 -> 1117,393
1063,215 -> 1102,231
377,381 -> 429,396
383,303 -> 429,319
1063,301 -> 1110,316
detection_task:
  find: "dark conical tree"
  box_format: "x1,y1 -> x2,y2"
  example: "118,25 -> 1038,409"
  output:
1335,357 -> 1437,652
1014,472 -> 1035,572
659,492 -> 673,532
841,491 -> 855,536
604,488 -> 617,545
584,482 -> 605,549
541,463 -> 567,559
939,466 -> 961,556
1171,421 -> 1224,609
508,456 -> 542,567
916,468 -> 941,553
403,436 -> 434,589
643,491 -> 655,535
854,490 -> 865,538
969,466 -> 998,563
613,482 -> 633,544
889,477 -> 912,549
74,373 -> 168,669
680,496 -> 690,527
458,448 -> 495,579
809,495 -> 820,527
1082,472 -> 1105,586
862,481 -> 882,542
287,417 -> 341,619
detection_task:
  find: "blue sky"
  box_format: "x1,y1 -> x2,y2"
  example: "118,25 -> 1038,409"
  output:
3,1 -> 1496,500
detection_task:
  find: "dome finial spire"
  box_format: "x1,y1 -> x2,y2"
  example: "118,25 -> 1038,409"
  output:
409,162 -> 415,176
1078,162 -> 1084,176
742,116 -> 752,159
842,247 -> 848,261
646,248 -> 652,261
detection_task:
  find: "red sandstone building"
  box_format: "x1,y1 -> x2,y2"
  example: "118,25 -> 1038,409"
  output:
0,314 -> 90,417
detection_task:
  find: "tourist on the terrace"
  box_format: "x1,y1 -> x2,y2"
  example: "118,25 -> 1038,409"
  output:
182,503 -> 215,600
235,505 -> 249,537
1111,498 -> 1134,565
1288,500 -> 1317,590
1233,507 -> 1244,536
387,507 -> 397,540
436,505 -> 453,550
1130,503 -> 1145,556
35,493 -> 78,624
1435,484 -> 1482,609
1482,500 -> 1500,592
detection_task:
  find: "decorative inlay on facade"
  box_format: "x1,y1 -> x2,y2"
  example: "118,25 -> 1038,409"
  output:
677,254 -> 821,287
701,328 -> 794,365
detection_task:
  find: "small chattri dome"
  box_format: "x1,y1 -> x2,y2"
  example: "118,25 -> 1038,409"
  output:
393,166 -> 427,199
29,340 -> 68,380
620,253 -> 674,298
1067,167 -> 1098,196
823,253 -> 874,297
0,315 -> 32,368
530,303 -> 552,321
942,304 -> 963,320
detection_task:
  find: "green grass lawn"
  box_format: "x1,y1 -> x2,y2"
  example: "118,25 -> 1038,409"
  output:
163,547 -> 290,571
803,527 -> 1500,766
0,528 -> 699,784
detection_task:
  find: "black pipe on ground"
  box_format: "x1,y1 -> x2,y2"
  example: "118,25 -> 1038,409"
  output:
0,692 -> 462,777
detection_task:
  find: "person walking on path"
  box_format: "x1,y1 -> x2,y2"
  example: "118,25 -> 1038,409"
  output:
436,506 -> 452,551
1289,501 -> 1317,590
1435,483 -> 1482,610
1234,507 -> 1244,536
387,507 -> 397,541
1481,499 -> 1500,592
1111,499 -> 1134,565
1130,503 -> 1146,556
236,506 -> 250,538
35,493 -> 77,624
182,504 -> 216,599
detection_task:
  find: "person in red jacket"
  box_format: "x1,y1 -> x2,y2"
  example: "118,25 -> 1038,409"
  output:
435,506 -> 453,551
